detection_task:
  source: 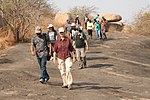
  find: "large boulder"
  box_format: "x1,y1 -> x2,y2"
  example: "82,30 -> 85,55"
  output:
54,12 -> 70,25
99,14 -> 122,22
107,22 -> 124,32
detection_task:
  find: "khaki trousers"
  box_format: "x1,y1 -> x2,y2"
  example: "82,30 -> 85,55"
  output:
75,48 -> 86,61
57,57 -> 73,86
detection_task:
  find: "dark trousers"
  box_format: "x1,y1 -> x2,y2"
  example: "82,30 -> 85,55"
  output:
37,56 -> 49,80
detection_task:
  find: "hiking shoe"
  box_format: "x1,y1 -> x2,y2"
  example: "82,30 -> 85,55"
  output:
68,84 -> 72,90
44,78 -> 49,83
50,57 -> 54,60
39,79 -> 44,84
62,85 -> 68,88
79,63 -> 83,69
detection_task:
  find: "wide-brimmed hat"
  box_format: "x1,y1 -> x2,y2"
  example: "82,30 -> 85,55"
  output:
58,27 -> 65,33
35,26 -> 42,33
71,23 -> 76,26
47,24 -> 53,28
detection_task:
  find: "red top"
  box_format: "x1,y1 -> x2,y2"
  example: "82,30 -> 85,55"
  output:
54,37 -> 74,60
101,22 -> 107,31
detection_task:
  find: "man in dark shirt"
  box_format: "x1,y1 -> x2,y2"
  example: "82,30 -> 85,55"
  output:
53,27 -> 76,90
31,26 -> 52,83
73,27 -> 89,69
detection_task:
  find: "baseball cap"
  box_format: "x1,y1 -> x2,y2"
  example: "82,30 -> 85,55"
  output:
58,27 -> 65,33
35,26 -> 42,33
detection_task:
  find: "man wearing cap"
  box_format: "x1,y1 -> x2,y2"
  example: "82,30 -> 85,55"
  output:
53,27 -> 76,90
73,27 -> 89,69
31,26 -> 52,83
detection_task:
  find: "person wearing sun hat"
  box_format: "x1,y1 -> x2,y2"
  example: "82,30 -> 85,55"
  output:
53,27 -> 76,90
47,24 -> 57,46
47,24 -> 57,60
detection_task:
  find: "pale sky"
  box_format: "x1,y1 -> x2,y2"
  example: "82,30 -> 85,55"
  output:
51,0 -> 150,23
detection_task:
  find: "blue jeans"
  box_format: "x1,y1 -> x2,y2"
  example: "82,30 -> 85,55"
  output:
96,30 -> 102,39
37,56 -> 49,80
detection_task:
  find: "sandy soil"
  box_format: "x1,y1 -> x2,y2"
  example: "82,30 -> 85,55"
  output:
0,32 -> 150,100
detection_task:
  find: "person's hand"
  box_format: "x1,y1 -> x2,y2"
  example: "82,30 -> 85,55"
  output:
73,57 -> 76,63
49,52 -> 52,56
31,51 -> 36,56
53,58 -> 56,64
86,46 -> 89,51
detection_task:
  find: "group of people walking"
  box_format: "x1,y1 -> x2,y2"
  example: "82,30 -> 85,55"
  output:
30,14 -> 108,90
86,14 -> 108,40
31,19 -> 89,90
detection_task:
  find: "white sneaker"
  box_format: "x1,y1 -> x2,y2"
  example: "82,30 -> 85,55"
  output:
50,57 -> 54,60
39,79 -> 44,84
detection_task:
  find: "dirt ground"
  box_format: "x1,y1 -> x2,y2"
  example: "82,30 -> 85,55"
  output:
0,32 -> 150,100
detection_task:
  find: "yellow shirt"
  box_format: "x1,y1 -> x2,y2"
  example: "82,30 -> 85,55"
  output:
87,22 -> 94,30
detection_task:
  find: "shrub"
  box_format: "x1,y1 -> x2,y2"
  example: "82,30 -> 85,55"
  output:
131,6 -> 150,36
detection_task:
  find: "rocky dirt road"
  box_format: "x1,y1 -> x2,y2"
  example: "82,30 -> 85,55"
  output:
0,32 -> 150,100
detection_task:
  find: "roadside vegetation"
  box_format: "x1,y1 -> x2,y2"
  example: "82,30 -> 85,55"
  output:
131,6 -> 150,36
0,0 -> 56,47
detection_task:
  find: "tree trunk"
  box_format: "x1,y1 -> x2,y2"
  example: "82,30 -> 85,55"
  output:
13,28 -> 20,43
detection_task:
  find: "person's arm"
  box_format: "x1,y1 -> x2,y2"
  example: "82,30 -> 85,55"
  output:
72,41 -> 75,47
84,35 -> 89,50
53,52 -> 57,64
49,43 -> 52,56
84,40 -> 89,50
69,40 -> 76,63
71,51 -> 76,63
53,40 -> 58,64
30,43 -> 36,56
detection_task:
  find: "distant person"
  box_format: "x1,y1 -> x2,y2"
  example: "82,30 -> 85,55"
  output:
31,26 -> 52,83
84,15 -> 89,29
74,15 -> 81,25
101,16 -> 108,40
47,24 -> 57,60
94,19 -> 102,39
64,19 -> 72,39
94,14 -> 99,23
73,27 -> 89,69
70,23 -> 76,41
87,19 -> 94,39
53,27 -> 76,90
47,24 -> 57,46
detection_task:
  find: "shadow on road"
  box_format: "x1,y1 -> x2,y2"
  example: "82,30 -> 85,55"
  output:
73,82 -> 121,90
88,64 -> 113,68
87,51 -> 102,54
0,58 -> 14,64
87,56 -> 109,60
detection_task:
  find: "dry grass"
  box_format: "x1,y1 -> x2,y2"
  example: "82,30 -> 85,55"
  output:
0,27 -> 15,49
131,7 -> 150,36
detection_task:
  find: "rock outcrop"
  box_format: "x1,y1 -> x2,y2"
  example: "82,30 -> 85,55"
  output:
54,12 -> 70,25
98,14 -> 123,32
99,14 -> 122,22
